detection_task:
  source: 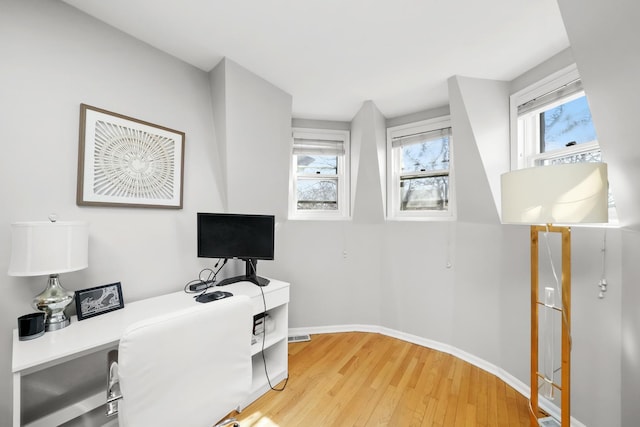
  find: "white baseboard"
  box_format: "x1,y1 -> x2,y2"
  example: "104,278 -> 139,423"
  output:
288,324 -> 586,427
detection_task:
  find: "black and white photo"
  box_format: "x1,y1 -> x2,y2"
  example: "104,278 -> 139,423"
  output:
75,282 -> 124,321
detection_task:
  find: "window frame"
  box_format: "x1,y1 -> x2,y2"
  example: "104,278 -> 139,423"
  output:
510,65 -> 589,169
289,128 -> 350,220
386,116 -> 455,221
510,64 -> 618,224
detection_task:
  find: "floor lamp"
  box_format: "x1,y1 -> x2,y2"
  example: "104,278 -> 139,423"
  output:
501,162 -> 608,427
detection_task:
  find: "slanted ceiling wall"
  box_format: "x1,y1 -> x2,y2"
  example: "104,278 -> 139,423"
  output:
448,76 -> 510,224
557,1 -> 640,425
557,0 -> 640,232
350,100 -> 386,223
210,58 -> 292,218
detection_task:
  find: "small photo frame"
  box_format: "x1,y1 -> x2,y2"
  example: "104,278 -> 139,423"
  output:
77,103 -> 185,208
75,282 -> 125,321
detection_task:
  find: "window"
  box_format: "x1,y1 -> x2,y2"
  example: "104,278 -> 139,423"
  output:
511,65 -> 616,220
289,128 -> 350,219
387,117 -> 454,220
515,74 -> 599,168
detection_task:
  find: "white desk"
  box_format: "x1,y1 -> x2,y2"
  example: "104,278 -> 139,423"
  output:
12,279 -> 289,427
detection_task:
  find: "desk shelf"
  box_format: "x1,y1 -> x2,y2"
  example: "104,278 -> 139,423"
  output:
12,279 -> 289,427
245,290 -> 288,410
251,333 -> 286,356
244,343 -> 288,411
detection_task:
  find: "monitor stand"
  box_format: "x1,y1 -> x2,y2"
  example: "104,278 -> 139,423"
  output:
216,258 -> 270,287
216,275 -> 270,287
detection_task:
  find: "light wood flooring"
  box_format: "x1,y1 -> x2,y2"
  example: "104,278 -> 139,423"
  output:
232,332 -> 531,426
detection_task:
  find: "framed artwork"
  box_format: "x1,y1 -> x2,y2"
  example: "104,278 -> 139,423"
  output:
77,103 -> 185,208
75,282 -> 125,321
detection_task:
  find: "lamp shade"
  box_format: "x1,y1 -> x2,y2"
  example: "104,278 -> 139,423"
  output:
501,162 -> 608,224
8,221 -> 89,276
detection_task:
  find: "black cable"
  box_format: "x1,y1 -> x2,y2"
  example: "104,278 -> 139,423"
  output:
251,261 -> 288,392
183,268 -> 214,294
183,279 -> 204,293
194,259 -> 229,299
187,260 -> 288,391
183,260 -> 228,297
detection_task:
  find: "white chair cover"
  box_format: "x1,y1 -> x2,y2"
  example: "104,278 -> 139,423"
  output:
117,295 -> 252,427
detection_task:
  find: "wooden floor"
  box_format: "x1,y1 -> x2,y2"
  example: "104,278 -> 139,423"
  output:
232,332 -> 531,426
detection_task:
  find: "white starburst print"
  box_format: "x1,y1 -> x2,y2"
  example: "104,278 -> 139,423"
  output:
77,104 -> 184,208
93,120 -> 175,200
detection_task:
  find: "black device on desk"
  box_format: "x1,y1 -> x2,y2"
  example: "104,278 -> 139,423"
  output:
195,291 -> 233,303
197,212 -> 274,287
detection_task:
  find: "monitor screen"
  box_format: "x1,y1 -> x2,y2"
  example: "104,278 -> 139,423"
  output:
197,213 -> 275,260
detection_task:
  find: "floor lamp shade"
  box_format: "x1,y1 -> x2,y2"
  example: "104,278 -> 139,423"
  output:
8,221 -> 89,332
501,162 -> 608,225
8,221 -> 88,276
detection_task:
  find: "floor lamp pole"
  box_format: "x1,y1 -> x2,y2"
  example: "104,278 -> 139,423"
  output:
530,224 -> 571,427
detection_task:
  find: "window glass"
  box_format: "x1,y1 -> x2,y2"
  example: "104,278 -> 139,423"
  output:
541,96 -> 597,153
296,154 -> 337,175
387,117 -> 454,220
400,176 -> 449,211
539,149 -> 601,166
296,179 -> 338,210
401,136 -> 450,173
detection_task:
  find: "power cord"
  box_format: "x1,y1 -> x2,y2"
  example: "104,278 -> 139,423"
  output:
185,260 -> 288,392
183,259 -> 228,298
251,261 -> 288,393
542,227 -> 571,347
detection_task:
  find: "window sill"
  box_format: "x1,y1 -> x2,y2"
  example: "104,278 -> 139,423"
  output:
288,213 -> 351,221
386,214 -> 456,222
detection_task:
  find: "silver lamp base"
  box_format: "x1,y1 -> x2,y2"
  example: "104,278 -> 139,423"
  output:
33,274 -> 74,331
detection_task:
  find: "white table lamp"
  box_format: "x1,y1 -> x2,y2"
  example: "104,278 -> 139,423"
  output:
501,162 -> 608,426
8,219 -> 89,331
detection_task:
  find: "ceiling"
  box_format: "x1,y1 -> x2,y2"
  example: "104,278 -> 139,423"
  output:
61,0 -> 569,121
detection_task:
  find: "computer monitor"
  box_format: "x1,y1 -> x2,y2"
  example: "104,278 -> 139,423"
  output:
197,212 -> 274,286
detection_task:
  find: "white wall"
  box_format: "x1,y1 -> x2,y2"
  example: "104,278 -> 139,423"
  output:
209,58 -> 293,278
217,59 -> 292,219
448,77 -> 503,224
449,76 -> 511,220
498,225 -> 530,382
1,1 -> 632,426
621,230 -> 640,425
380,222 -> 455,341
510,47 -> 575,94
452,223 -> 502,365
571,228 -> 622,426
557,0 -> 640,232
350,101 -> 387,222
0,1 -> 224,425
555,2 -> 640,424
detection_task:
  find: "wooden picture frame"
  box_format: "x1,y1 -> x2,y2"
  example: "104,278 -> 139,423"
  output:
77,103 -> 185,208
75,282 -> 125,321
